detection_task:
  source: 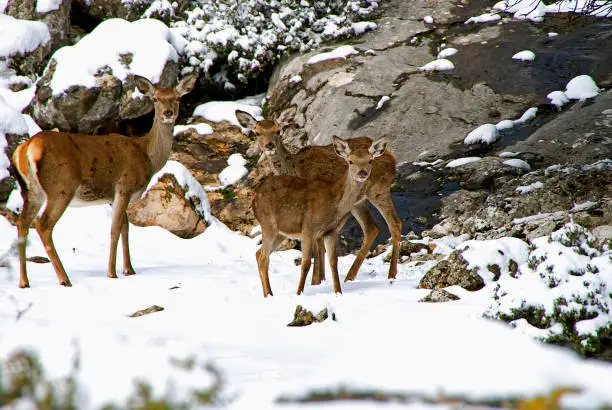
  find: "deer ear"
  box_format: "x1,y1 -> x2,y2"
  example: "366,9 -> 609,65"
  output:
235,110 -> 258,130
332,136 -> 351,160
369,136 -> 387,158
176,73 -> 197,96
133,75 -> 155,98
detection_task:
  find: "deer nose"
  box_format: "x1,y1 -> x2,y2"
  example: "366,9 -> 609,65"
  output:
265,142 -> 275,150
357,170 -> 369,179
164,110 -> 173,118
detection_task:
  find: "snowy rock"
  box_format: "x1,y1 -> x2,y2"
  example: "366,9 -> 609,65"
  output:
464,123 -> 499,145
512,50 -> 535,61
29,18 -> 183,133
4,0 -> 71,75
127,162 -> 210,238
419,250 -> 485,291
565,74 -> 600,101
419,288 -> 460,303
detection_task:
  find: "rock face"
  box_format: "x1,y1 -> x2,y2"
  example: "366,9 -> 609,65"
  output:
419,250 -> 485,291
170,120 -> 257,234
127,174 -> 207,239
265,3 -> 527,164
433,159 -> 612,241
503,90 -> 612,167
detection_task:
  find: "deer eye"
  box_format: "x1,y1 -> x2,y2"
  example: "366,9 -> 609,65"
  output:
349,160 -> 354,165
152,97 -> 158,102
369,160 -> 373,164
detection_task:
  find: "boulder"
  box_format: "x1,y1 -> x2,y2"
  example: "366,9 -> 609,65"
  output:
74,0 -> 148,21
419,250 -> 485,291
419,288 -> 460,303
127,173 -> 207,239
28,18 -> 183,133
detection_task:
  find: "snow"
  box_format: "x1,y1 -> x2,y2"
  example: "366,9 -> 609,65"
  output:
495,0 -> 612,21
547,90 -> 570,107
208,153 -> 248,189
495,119 -> 515,130
173,123 -> 213,137
512,50 -> 536,61
306,45 -> 359,65
351,21 -> 377,35
289,74 -> 302,84
465,13 -> 502,24
546,75 -> 600,108
515,106 -> 538,124
375,95 -> 390,110
446,157 -> 482,168
418,58 -> 455,71
0,95 -> 29,180
36,0 -> 63,13
516,181 -> 544,194
570,200 -> 598,212
143,160 -> 213,222
464,123 -> 499,145
2,207 -> 612,408
0,14 -> 50,59
192,100 -> 262,131
437,47 -> 457,59
503,158 -> 531,170
423,15 -> 434,24
48,18 -> 186,96
498,151 -> 520,158
565,74 -> 600,101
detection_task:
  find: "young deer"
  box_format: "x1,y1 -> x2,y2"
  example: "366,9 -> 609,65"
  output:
236,110 -> 401,285
12,73 -> 197,288
253,136 -> 387,297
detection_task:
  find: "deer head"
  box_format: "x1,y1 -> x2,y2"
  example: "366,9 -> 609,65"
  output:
332,136 -> 387,183
134,73 -> 197,124
235,110 -> 281,155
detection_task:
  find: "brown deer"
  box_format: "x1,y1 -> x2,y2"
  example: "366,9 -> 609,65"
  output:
252,136 -> 387,297
11,73 -> 197,288
236,110 -> 401,285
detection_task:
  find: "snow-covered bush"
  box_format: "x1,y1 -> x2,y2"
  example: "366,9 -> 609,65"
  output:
166,0 -> 380,90
484,222 -> 612,356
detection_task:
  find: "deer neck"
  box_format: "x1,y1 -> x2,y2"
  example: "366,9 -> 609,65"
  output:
140,116 -> 175,175
335,172 -> 366,215
273,136 -> 294,176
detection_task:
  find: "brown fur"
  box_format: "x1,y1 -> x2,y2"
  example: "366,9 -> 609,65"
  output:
12,74 -> 197,288
236,110 -> 401,285
252,136 -> 386,297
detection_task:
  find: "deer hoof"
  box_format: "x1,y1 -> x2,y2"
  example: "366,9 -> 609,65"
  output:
60,280 -> 72,287
107,272 -> 118,279
123,268 -> 136,276
19,281 -> 30,289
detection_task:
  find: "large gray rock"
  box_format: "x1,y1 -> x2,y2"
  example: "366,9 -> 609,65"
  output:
265,7 -> 526,164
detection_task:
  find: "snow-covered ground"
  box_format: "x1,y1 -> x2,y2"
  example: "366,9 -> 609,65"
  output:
1,200 -> 612,409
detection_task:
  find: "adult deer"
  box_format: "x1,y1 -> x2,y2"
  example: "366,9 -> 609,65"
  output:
236,110 -> 401,284
252,136 -> 387,297
12,73 -> 197,288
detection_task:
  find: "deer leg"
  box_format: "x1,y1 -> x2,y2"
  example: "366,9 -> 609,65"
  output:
369,193 -> 402,280
35,193 -> 74,287
324,230 -> 342,294
16,192 -> 45,288
345,201 -> 379,282
311,237 -> 326,286
108,193 -> 130,279
120,212 -> 136,276
297,235 -> 313,295
256,231 -> 282,297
